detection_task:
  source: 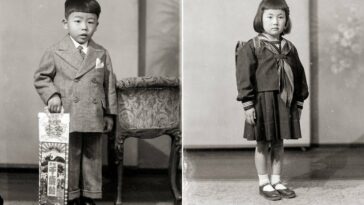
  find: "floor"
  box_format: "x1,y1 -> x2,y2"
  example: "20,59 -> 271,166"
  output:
0,168 -> 180,205
2,147 -> 363,205
183,146 -> 364,205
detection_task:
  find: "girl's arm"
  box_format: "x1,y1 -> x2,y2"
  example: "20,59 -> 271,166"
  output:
293,46 -> 309,109
236,40 -> 257,110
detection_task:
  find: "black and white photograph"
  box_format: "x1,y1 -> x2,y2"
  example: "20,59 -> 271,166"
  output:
1,0 -> 364,205
183,0 -> 364,204
0,0 -> 180,204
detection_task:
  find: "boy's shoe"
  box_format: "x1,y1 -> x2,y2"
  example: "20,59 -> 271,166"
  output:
68,198 -> 80,205
272,182 -> 296,198
82,197 -> 96,205
259,183 -> 282,201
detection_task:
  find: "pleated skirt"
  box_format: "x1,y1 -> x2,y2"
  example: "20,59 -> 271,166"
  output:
243,91 -> 302,142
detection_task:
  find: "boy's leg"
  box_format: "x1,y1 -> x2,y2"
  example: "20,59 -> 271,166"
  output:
69,132 -> 83,200
82,133 -> 103,199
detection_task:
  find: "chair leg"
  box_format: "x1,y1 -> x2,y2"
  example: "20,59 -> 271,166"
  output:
115,163 -> 123,205
108,134 -> 118,185
168,130 -> 182,201
115,139 -> 125,205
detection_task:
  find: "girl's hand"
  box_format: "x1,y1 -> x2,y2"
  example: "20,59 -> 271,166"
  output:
245,108 -> 256,125
47,94 -> 62,113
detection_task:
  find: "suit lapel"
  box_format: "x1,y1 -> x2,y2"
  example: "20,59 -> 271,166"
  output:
55,36 -> 84,70
75,40 -> 105,78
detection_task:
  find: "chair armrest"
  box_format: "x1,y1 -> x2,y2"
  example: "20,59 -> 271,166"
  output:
117,76 -> 179,90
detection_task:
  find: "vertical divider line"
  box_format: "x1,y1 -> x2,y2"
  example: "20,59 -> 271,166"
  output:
138,0 -> 147,77
309,0 -> 319,145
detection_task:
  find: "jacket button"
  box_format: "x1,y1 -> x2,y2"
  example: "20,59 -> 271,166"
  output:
73,96 -> 79,103
91,78 -> 97,84
92,98 -> 98,104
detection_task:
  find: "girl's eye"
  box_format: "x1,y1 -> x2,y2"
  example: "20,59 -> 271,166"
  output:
74,20 -> 81,23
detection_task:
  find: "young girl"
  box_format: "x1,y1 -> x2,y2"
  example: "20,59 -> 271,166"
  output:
235,0 -> 309,201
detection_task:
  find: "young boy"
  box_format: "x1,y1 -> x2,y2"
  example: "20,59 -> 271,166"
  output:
34,0 -> 117,204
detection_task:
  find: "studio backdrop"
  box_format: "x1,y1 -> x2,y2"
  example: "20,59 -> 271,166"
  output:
182,0 -> 311,148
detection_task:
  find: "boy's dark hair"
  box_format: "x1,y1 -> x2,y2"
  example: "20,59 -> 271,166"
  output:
253,0 -> 291,35
65,0 -> 101,19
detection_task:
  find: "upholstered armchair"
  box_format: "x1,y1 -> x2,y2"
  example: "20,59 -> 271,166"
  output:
114,76 -> 181,205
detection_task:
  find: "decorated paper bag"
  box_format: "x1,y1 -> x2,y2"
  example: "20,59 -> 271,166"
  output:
38,111 -> 69,205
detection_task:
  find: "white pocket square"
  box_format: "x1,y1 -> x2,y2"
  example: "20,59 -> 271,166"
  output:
95,58 -> 104,69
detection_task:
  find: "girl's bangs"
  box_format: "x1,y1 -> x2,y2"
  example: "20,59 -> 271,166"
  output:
261,1 -> 289,12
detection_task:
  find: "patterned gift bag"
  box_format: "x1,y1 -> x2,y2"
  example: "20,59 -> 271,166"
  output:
38,111 -> 69,205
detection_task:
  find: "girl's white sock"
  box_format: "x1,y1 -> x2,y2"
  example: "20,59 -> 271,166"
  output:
258,175 -> 274,191
271,175 -> 280,184
271,175 -> 287,190
258,174 -> 270,185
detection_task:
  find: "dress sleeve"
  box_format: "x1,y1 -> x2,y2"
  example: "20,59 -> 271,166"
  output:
235,40 -> 257,110
293,46 -> 309,109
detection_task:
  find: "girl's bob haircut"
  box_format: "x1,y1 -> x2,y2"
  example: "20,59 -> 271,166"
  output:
253,0 -> 291,35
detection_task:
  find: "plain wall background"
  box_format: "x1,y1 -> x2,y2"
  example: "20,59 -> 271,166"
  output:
182,0 -> 310,148
138,0 -> 180,168
0,0 -> 139,166
316,0 -> 364,144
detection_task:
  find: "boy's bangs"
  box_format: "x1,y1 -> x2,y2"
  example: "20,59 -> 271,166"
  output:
67,7 -> 96,15
65,0 -> 101,18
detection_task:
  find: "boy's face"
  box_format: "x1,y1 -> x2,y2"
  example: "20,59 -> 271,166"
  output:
63,12 -> 99,44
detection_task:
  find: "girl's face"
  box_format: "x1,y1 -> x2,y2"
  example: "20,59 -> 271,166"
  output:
262,9 -> 287,39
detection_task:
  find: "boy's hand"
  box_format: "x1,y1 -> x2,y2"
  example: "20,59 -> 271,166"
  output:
104,116 -> 114,133
245,108 -> 256,125
47,94 -> 62,113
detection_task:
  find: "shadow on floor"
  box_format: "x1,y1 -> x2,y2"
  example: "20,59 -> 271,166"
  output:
288,136 -> 364,189
0,168 -> 179,205
184,145 -> 364,182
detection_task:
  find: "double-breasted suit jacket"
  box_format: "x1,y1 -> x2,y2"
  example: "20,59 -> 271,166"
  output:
34,35 -> 117,133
